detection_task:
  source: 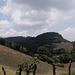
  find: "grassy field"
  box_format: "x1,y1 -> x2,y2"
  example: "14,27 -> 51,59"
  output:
54,42 -> 73,52
0,45 -> 75,75
0,64 -> 75,75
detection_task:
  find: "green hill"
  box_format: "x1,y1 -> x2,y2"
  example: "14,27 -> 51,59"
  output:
4,32 -> 74,64
5,32 -> 73,54
5,32 -> 67,52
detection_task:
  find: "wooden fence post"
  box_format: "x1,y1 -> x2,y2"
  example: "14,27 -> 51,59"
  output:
69,61 -> 71,75
2,67 -> 6,75
33,64 -> 37,75
19,67 -> 22,75
52,63 -> 56,75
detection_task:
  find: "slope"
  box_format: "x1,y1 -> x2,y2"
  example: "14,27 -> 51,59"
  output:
5,32 -> 73,55
0,45 -> 75,75
0,45 -> 51,74
54,42 -> 73,51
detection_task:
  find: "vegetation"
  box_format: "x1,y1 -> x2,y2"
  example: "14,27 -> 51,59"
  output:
0,38 -> 5,45
0,32 -> 74,65
0,44 -> 75,75
5,32 -> 65,54
16,57 -> 39,75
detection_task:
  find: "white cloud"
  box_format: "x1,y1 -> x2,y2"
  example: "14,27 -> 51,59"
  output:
0,0 -> 74,27
0,28 -> 28,37
0,0 -> 75,38
0,0 -> 11,15
0,20 -> 10,32
46,8 -> 73,26
11,0 -> 75,11
60,27 -> 75,41
0,20 -> 10,25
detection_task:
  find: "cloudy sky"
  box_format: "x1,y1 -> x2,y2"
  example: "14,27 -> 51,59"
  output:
0,0 -> 75,41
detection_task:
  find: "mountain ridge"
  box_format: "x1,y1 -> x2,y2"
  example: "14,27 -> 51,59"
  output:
5,32 -> 73,53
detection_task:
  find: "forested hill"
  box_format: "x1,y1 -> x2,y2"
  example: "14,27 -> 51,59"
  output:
5,32 -> 66,50
1,32 -> 75,63
5,32 -> 71,54
5,32 -> 65,44
5,36 -> 26,43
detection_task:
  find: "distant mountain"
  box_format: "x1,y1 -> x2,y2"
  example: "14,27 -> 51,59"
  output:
5,36 -> 26,43
3,32 -> 75,63
5,32 -> 71,53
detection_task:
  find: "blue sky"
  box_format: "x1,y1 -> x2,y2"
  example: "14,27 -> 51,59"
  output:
0,0 -> 75,41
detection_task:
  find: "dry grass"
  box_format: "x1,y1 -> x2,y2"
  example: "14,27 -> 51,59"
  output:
54,42 -> 73,52
0,45 -> 75,75
0,45 -> 31,68
0,64 -> 75,75
0,45 -> 51,74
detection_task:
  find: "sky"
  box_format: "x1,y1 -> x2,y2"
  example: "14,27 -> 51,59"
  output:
0,0 -> 75,41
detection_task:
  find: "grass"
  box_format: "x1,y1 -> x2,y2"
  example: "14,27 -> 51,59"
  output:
0,65 -> 75,75
54,42 -> 73,52
0,45 -> 75,75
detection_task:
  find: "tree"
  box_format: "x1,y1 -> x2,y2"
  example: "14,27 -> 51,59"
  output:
16,57 -> 39,75
0,38 -> 5,45
37,44 -> 53,57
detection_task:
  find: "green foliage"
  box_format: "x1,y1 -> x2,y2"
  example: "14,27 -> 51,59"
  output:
17,57 -> 39,75
3,32 -> 75,64
5,32 -> 65,54
37,54 -> 54,64
52,56 -> 60,63
37,44 -> 52,57
0,38 -> 5,45
5,42 -> 28,54
58,53 -> 71,63
55,63 -> 64,67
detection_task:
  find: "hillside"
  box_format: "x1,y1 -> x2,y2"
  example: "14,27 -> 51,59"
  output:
4,32 -> 74,64
5,36 -> 26,43
5,32 -> 73,54
0,39 -> 75,75
0,45 -> 31,67
0,45 -> 75,75
54,42 -> 73,51
0,45 -> 51,74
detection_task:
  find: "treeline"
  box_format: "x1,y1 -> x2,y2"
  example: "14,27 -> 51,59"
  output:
5,32 -> 66,54
1,32 -> 75,64
0,38 -> 28,54
1,37 -> 75,64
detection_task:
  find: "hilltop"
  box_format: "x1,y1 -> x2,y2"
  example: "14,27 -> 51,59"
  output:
4,32 -> 74,63
5,32 -> 73,54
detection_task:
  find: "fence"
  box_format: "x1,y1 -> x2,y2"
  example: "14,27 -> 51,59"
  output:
1,61 -> 72,75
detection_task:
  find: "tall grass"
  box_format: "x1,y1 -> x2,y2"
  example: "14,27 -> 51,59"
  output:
0,65 -> 75,75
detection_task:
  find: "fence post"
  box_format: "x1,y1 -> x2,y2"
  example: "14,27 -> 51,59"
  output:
2,67 -> 6,75
33,64 -> 37,75
69,61 -> 71,75
19,67 -> 22,75
52,63 -> 56,75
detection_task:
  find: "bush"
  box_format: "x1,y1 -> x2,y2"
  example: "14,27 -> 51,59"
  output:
55,63 -> 64,67
0,38 -> 5,45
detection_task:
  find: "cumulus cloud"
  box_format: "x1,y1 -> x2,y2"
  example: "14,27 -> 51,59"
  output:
0,20 -> 10,32
0,28 -> 28,37
0,0 -> 75,38
60,27 -> 75,41
12,0 -> 75,10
